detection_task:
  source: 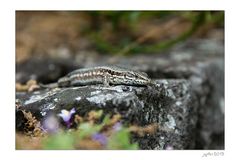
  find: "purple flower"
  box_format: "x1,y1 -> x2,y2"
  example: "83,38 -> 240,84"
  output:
92,133 -> 108,146
58,108 -> 76,128
165,145 -> 174,150
42,115 -> 59,134
112,122 -> 122,131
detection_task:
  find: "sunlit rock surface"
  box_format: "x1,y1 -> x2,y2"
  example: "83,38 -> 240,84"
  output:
16,39 -> 224,149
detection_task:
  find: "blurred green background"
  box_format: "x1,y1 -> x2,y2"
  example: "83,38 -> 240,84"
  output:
16,11 -> 224,62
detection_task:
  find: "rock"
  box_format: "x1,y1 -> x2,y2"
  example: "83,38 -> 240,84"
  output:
78,39 -> 224,149
16,38 -> 224,149
16,80 -> 198,149
16,57 -> 81,84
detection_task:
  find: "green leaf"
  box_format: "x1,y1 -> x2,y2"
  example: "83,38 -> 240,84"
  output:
102,114 -> 111,125
43,132 -> 74,150
107,128 -> 139,150
78,123 -> 101,139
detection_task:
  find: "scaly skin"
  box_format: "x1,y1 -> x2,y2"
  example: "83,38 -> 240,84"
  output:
41,66 -> 152,88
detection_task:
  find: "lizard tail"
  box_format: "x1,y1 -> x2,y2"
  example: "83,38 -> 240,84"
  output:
39,82 -> 58,89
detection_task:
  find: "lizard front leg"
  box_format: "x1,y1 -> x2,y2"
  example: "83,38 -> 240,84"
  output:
103,75 -> 110,87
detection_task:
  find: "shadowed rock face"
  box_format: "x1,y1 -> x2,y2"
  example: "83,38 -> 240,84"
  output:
16,39 -> 224,149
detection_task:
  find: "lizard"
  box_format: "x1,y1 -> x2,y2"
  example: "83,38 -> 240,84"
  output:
40,65 -> 152,88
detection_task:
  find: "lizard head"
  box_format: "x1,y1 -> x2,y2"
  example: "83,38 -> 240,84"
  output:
123,71 -> 151,85
106,66 -> 151,86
